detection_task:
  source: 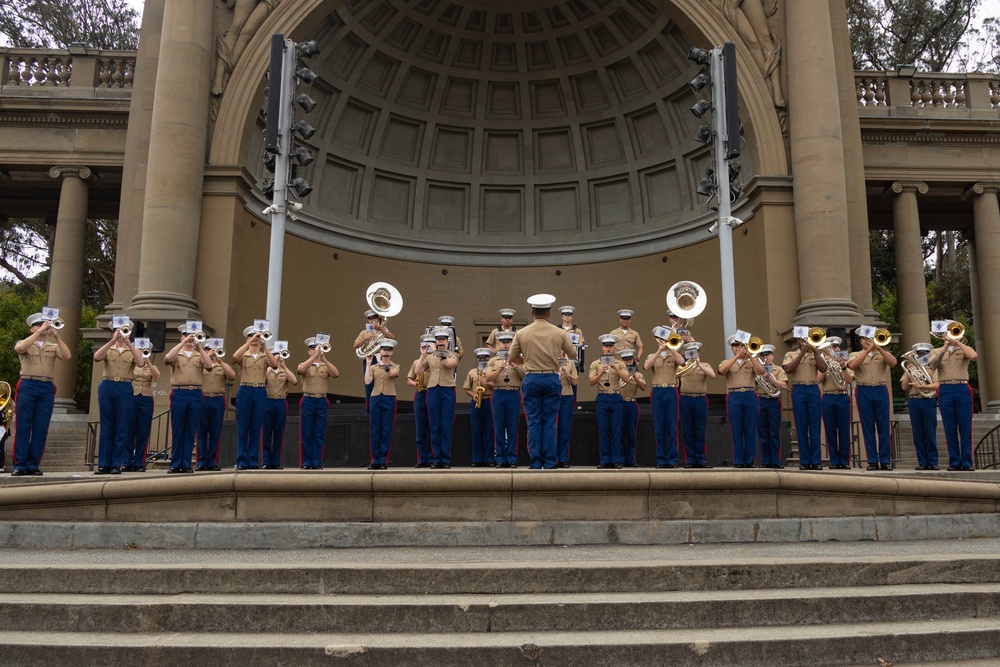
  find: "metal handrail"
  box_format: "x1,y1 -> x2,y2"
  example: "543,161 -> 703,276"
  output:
973,423 -> 1000,470
85,408 -> 170,470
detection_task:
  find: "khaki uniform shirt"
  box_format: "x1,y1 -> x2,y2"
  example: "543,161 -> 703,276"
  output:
720,357 -> 756,390
645,351 -> 679,387
932,345 -> 970,382
266,367 -> 290,400
486,356 -> 522,389
610,327 -> 642,356
758,364 -> 789,397
202,364 -> 228,395
560,362 -> 578,396
464,367 -> 493,399
370,362 -> 399,397
132,364 -> 154,397
620,369 -> 644,401
680,363 -> 709,394
849,350 -> 889,385
486,326 -> 516,349
423,352 -> 459,388
240,352 -> 269,385
167,351 -> 204,386
904,367 -> 938,398
783,349 -> 819,385
101,347 -> 136,381
509,320 -> 577,372
301,363 -> 332,395
591,359 -> 627,394
407,359 -> 428,392
18,340 -> 59,379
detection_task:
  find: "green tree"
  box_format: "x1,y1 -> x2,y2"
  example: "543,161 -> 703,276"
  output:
0,0 -> 140,50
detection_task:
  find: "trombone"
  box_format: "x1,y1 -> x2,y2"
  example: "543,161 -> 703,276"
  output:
747,336 -> 764,356
930,320 -> 965,344
872,328 -> 892,347
799,327 -> 827,349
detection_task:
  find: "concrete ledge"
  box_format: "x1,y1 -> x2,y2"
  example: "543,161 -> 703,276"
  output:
0,470 -> 998,523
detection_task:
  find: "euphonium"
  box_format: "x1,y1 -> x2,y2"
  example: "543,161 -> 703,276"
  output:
900,350 -> 937,399
872,328 -> 892,347
817,342 -> 850,392
0,380 -> 13,425
754,368 -> 781,398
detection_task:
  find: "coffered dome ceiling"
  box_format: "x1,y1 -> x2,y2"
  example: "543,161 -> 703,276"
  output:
248,0 -> 742,264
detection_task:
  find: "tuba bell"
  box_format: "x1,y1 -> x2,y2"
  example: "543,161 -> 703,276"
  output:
0,380 -> 13,425
356,282 -> 403,359
900,350 -> 937,399
666,281 -> 707,328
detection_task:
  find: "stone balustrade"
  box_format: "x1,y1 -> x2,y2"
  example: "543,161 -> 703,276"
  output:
857,70 -> 1000,116
0,48 -> 136,97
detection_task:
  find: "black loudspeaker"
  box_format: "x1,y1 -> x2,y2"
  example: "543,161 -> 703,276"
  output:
147,320 -> 166,353
131,320 -> 146,343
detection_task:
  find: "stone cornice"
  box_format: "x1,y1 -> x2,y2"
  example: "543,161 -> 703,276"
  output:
0,110 -> 129,128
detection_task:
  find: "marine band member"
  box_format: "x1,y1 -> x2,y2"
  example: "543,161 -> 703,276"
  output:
164,327 -> 215,473
407,335 -> 434,467
817,337 -> 852,470
422,327 -> 460,468
782,330 -> 828,471
93,318 -> 144,475
486,308 -> 517,353
590,334 -> 630,469
846,326 -> 897,471
619,349 -> 647,467
559,305 -> 586,377
755,344 -> 788,469
485,330 -> 523,468
366,339 -> 400,469
718,331 -> 765,468
902,342 -> 939,471
464,347 -> 495,467
297,336 -> 339,469
233,325 -> 278,470
198,338 -> 235,471
354,309 -> 395,414
644,325 -> 687,469
262,344 -> 296,470
610,309 -> 643,361
927,325 -> 976,471
678,342 -> 715,468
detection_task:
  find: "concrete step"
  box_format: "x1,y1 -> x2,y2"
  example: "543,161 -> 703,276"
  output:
1,583 -> 998,635
1,618 -> 999,666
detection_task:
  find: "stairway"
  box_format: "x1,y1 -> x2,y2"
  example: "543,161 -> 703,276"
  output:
1,552 -> 998,666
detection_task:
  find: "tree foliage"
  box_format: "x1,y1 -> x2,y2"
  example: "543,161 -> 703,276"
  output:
0,0 -> 139,50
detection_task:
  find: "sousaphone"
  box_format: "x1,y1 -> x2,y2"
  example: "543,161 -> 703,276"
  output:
357,282 -> 403,359
666,280 -> 707,328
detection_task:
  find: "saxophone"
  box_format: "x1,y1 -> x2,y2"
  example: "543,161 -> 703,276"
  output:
474,369 -> 485,408
415,370 -> 425,393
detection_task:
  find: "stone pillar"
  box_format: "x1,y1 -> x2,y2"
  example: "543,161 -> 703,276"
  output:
886,181 -> 929,351
128,0 -> 213,320
967,234 -> 989,409
48,166 -> 97,412
784,0 -> 860,325
964,183 -> 1000,412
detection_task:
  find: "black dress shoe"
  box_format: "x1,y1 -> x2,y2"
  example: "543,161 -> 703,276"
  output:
947,465 -> 961,471
110,468 -> 121,475
367,464 -> 382,470
798,465 -> 810,470
916,465 -> 927,470
195,465 -> 208,471
441,464 -> 451,469
811,465 -> 823,470
134,466 -> 147,472
11,469 -> 29,476
556,463 -> 570,469
866,464 -> 880,471
509,464 -> 517,469
414,462 -> 431,468
961,465 -> 976,471
95,467 -> 112,475
235,465 -> 249,471
272,465 -> 284,470
927,465 -> 939,470
120,466 -> 134,473
692,463 -> 711,469
625,462 -> 640,467
181,468 -> 194,473
880,464 -> 893,471
496,463 -> 509,468
167,467 -> 182,474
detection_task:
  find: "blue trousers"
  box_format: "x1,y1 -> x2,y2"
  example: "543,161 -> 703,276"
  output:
622,401 -> 639,465
651,387 -> 680,466
299,395 -> 328,468
557,394 -> 575,464
362,359 -> 373,413
261,398 -> 287,468
427,386 -> 456,465
939,383 -> 973,468
758,396 -> 782,467
129,394 -> 153,469
12,378 -> 55,473
236,385 -> 266,467
727,390 -> 759,466
97,379 -> 134,469
680,394 -> 708,466
492,389 -> 521,466
169,388 -> 202,470
822,393 -> 852,467
908,396 -> 939,467
791,384 -> 822,466
856,384 -> 891,466
198,395 -> 225,468
369,394 -> 396,466
414,390 -> 431,465
469,397 -> 495,465
596,393 -> 623,466
522,373 -> 561,469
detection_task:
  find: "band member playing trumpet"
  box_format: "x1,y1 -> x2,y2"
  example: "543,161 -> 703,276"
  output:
407,335 -> 434,467
619,349 -> 647,467
464,348 -> 495,467
126,339 -> 159,472
233,325 -> 278,470
198,339 -> 235,471
10,313 -> 71,476
422,327 -> 460,468
590,334 -> 630,469
847,326 -> 898,471
817,337 -> 853,470
643,326 -> 687,469
297,337 -> 339,469
678,342 -> 715,468
782,330 -> 828,471
927,324 -> 977,471
755,345 -> 788,469
719,332 -> 766,468
93,318 -> 144,475
486,308 -> 517,353
164,330 -> 215,473
485,331 -> 523,468
557,352 -> 579,468
902,342 -> 939,470
365,339 -> 399,470
610,309 -> 643,361
354,309 -> 395,414
262,345 -> 296,470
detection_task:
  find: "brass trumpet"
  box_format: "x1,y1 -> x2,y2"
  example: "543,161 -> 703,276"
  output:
118,324 -> 132,337
140,348 -> 152,359
277,349 -> 290,360
48,317 -> 65,330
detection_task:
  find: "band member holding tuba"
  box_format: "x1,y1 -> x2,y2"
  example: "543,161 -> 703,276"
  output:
297,336 -> 339,469
927,321 -> 977,471
817,337 -> 853,470
618,349 -> 647,467
233,324 -> 278,470
354,309 -> 395,414
755,344 -> 788,469
164,328 -> 215,473
365,339 -> 400,470
678,342 -> 715,468
463,348 -> 495,467
559,306 -> 586,380
485,331 -> 523,468
126,338 -> 159,472
590,334 -> 630,469
901,342 -> 939,470
198,338 -> 235,472
486,308 -> 517,353
782,327 -> 828,472
643,325 -> 687,469
847,325 -> 898,471
10,312 -> 71,476
556,351 -> 579,468
93,317 -> 144,475
719,331 -> 765,468
407,335 -> 434,467
610,309 -> 643,361
422,327 -> 460,468
261,343 -> 297,470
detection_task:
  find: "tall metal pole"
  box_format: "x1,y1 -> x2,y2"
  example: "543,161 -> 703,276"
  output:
712,46 -> 737,359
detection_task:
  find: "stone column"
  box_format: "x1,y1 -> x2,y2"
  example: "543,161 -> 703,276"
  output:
964,183 -> 1000,412
784,0 -> 860,325
886,181 -> 929,351
48,166 -> 97,412
967,234 -> 989,409
128,0 -> 213,320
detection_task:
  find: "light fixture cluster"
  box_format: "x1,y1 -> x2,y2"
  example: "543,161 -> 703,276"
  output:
687,43 -> 743,206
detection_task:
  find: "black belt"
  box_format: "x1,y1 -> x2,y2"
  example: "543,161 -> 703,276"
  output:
526,370 -> 558,374
103,377 -> 132,383
622,397 -> 636,402
728,387 -> 755,393
940,379 -> 969,385
793,381 -> 817,386
681,393 -> 706,397
241,382 -> 266,388
597,390 -> 621,395
857,382 -> 886,387
172,385 -> 201,390
203,392 -> 224,398
494,386 -> 520,391
824,391 -> 848,395
20,375 -> 53,382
